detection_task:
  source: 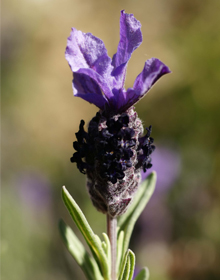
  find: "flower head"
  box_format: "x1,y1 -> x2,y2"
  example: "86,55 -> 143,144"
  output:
66,10 -> 170,217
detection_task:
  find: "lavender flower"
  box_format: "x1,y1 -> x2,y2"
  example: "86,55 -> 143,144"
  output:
66,10 -> 170,217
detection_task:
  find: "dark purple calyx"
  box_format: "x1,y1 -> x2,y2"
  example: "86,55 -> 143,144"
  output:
71,107 -> 155,217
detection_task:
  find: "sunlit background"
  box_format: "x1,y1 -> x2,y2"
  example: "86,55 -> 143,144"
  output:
2,0 -> 220,279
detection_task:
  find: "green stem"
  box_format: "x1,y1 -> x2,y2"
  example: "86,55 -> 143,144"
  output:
107,215 -> 117,280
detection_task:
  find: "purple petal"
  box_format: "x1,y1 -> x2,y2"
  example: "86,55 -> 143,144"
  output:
65,28 -> 113,78
112,10 -> 142,87
133,58 -> 171,94
73,68 -> 116,109
66,28 -> 117,109
73,72 -> 107,109
118,58 -> 171,112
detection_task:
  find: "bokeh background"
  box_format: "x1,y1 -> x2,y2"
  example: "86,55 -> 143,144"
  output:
2,0 -> 220,279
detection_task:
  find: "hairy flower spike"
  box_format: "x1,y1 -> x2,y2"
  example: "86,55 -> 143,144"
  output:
67,10 -> 171,217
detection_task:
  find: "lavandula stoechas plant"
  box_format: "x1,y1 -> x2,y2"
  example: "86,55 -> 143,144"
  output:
60,10 -> 170,280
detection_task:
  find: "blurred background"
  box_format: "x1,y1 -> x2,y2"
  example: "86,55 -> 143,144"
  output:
1,0 -> 220,279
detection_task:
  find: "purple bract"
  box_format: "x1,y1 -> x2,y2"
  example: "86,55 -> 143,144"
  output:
65,10 -> 170,115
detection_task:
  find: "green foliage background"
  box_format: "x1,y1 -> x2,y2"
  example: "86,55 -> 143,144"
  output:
2,0 -> 220,279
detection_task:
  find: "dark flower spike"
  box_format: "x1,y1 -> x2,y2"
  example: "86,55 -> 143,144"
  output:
66,11 -> 171,217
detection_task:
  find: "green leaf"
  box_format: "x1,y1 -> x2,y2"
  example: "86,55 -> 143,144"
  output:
102,233 -> 111,268
122,256 -> 130,280
127,250 -> 135,280
134,267 -> 150,280
59,219 -> 103,280
118,250 -> 135,280
118,172 -> 156,258
62,186 -> 110,280
118,250 -> 130,280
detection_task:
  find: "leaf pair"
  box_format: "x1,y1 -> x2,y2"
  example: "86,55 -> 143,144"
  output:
59,172 -> 156,280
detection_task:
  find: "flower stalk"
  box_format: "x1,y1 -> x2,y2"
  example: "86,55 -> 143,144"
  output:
107,215 -> 117,280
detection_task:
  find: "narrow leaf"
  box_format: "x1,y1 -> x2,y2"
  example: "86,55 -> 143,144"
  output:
59,219 -> 103,280
118,249 -> 135,280
118,250 -> 130,280
127,250 -> 135,280
134,267 -> 150,280
122,257 -> 130,280
102,233 -> 111,268
118,172 -> 156,258
102,241 -> 107,254
62,186 -> 110,280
